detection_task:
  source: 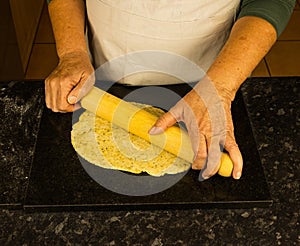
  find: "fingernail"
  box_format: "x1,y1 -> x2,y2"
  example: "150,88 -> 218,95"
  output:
68,96 -> 77,104
198,173 -> 208,182
148,126 -> 164,135
235,171 -> 241,179
198,176 -> 205,182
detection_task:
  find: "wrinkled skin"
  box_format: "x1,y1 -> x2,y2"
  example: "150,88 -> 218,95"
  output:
45,51 -> 94,112
149,78 -> 243,181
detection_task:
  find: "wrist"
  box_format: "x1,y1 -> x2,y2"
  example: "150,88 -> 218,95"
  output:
206,67 -> 243,102
195,76 -> 237,103
59,50 -> 90,61
212,80 -> 238,103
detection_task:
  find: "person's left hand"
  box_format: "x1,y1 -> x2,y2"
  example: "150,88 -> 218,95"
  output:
149,77 -> 243,180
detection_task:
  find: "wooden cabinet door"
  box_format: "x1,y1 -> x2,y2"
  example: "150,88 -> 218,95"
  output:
10,0 -> 44,72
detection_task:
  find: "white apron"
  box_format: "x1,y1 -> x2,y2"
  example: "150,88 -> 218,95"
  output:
86,0 -> 240,85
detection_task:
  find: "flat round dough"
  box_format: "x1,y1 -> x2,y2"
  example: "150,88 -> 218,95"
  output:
71,103 -> 190,176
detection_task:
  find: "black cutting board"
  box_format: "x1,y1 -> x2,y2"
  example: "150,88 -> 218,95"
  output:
24,82 -> 272,211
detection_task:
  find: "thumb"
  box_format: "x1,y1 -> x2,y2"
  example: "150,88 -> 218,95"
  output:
67,74 -> 95,104
148,111 -> 177,135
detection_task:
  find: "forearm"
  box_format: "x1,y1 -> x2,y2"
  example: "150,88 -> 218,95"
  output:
207,16 -> 277,100
48,0 -> 88,58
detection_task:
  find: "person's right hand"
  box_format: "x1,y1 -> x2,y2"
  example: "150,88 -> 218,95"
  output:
45,50 -> 94,112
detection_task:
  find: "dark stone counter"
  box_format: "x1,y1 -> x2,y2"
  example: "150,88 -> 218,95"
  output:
0,78 -> 299,245
241,78 -> 299,205
0,81 -> 43,208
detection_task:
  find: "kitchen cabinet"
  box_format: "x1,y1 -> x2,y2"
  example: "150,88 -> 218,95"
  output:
0,0 -> 44,81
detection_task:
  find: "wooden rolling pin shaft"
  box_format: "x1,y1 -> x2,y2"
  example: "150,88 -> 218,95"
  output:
81,87 -> 194,162
80,87 -> 233,176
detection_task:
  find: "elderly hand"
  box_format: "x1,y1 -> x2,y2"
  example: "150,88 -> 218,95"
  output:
45,51 -> 94,112
149,77 -> 243,181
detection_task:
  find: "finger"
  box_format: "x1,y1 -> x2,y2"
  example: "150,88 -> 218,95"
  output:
73,102 -> 82,111
49,74 -> 80,112
44,78 -> 51,109
67,72 -> 95,104
148,111 -> 177,135
199,135 -> 223,181
46,77 -> 61,111
55,79 -> 73,112
192,133 -> 207,170
225,137 -> 243,180
60,103 -> 78,112
60,102 -> 81,112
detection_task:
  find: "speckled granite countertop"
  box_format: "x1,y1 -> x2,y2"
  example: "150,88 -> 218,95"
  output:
0,78 -> 299,245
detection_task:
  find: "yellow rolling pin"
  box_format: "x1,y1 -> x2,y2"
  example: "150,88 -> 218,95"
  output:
81,87 -> 233,177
